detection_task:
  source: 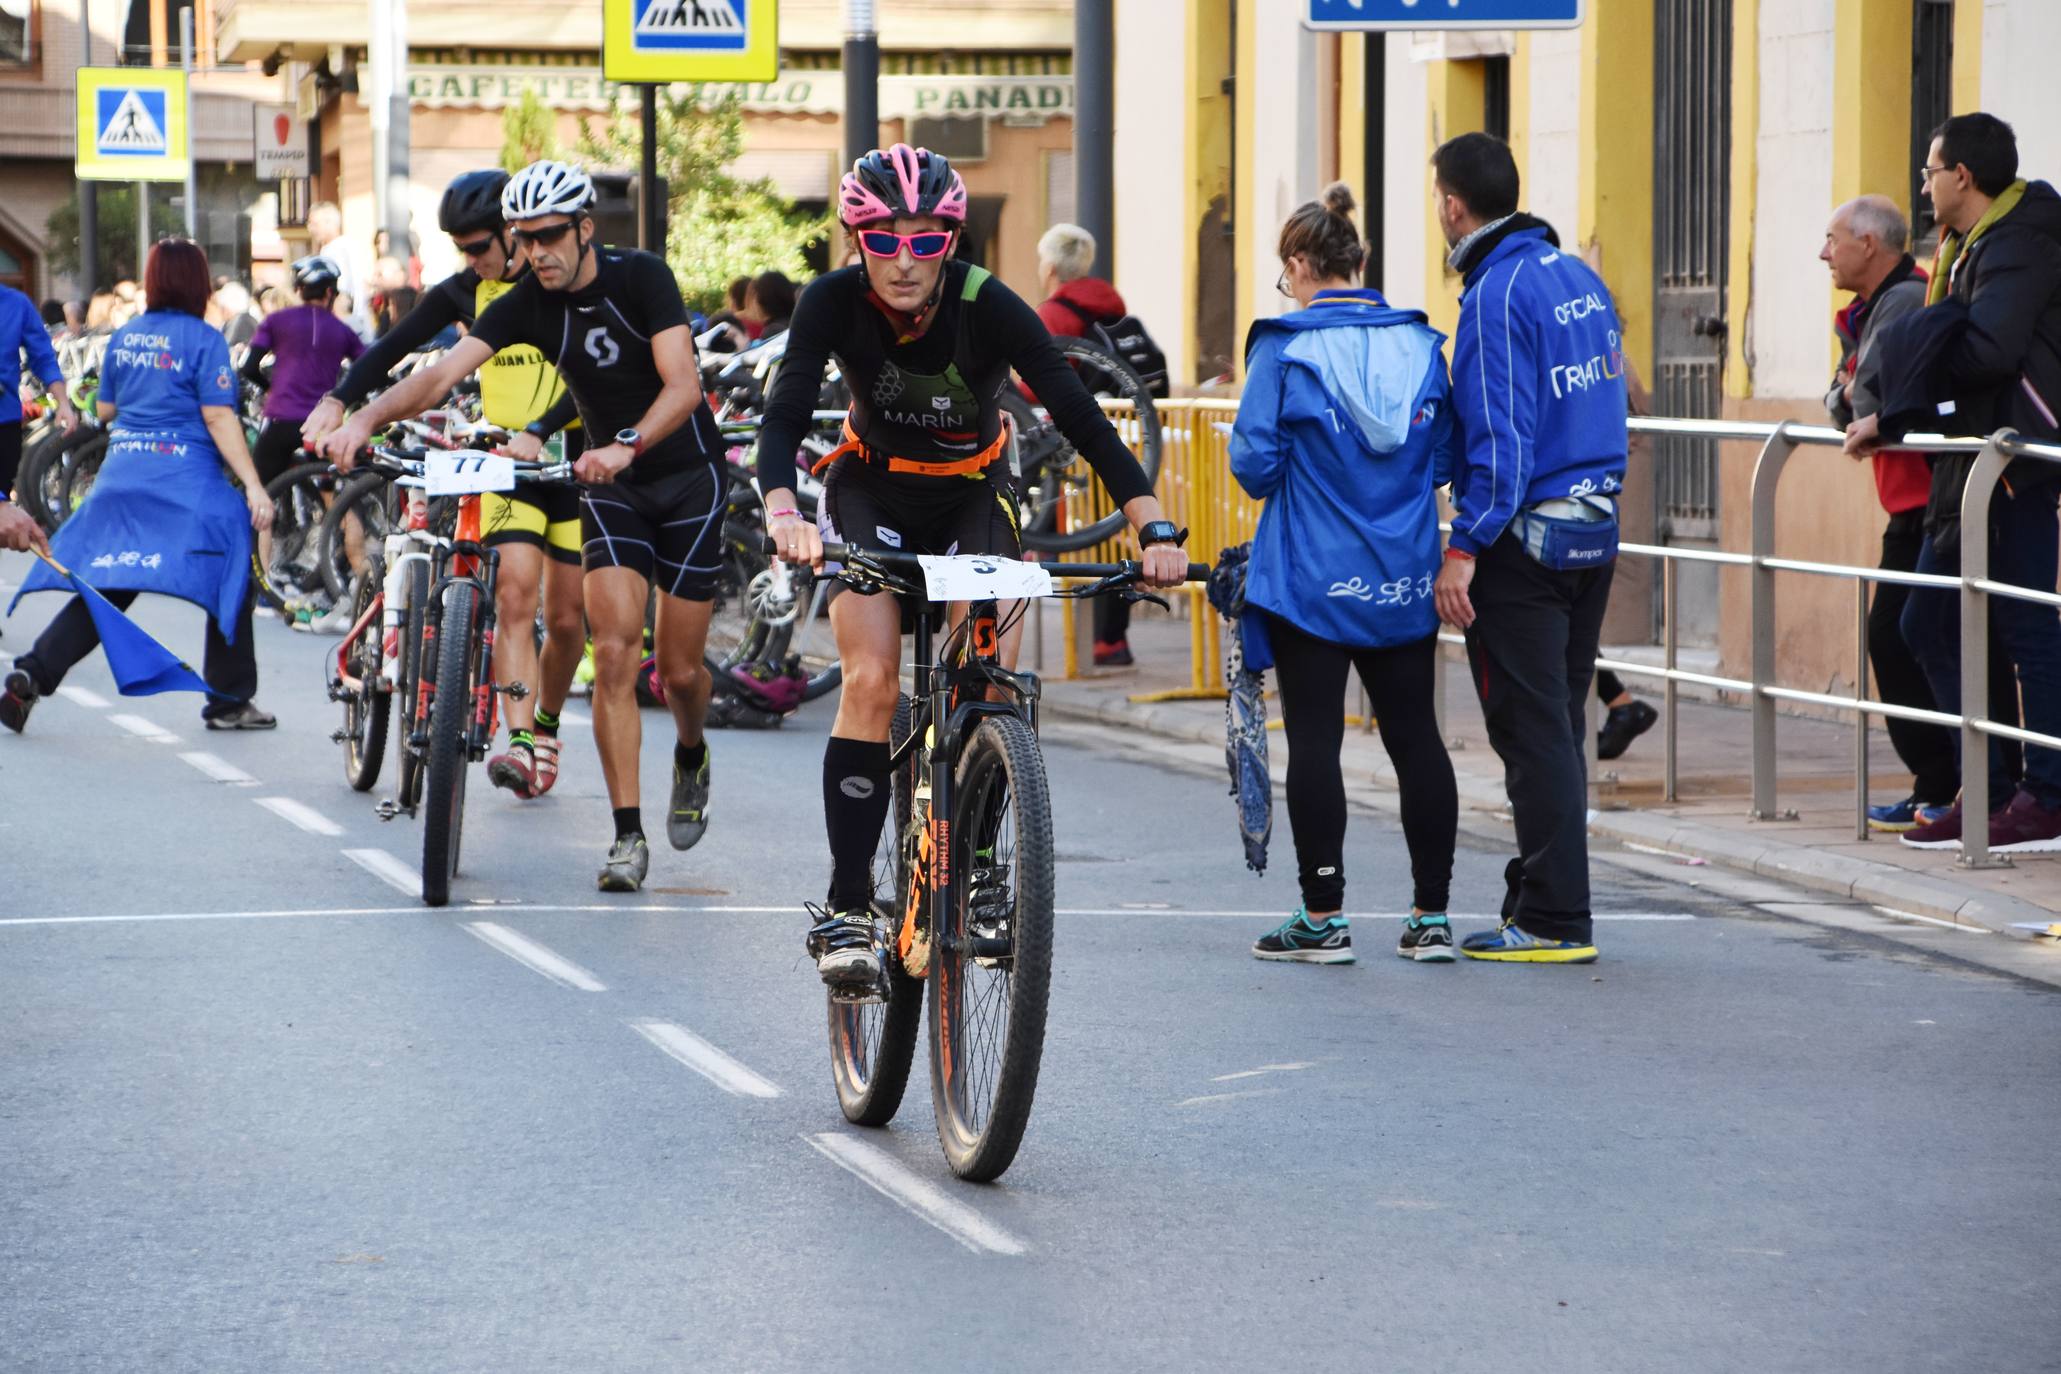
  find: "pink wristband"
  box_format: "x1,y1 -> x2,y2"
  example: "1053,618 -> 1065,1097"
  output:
766,506 -> 800,520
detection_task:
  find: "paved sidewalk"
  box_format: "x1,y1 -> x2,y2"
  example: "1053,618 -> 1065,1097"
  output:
1029,602 -> 2060,938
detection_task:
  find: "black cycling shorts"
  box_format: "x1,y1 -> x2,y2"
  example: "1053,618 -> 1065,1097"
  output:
819,458 -> 1022,628
581,463 -> 725,600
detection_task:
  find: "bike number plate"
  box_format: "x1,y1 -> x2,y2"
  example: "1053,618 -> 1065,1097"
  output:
915,554 -> 1053,602
422,453 -> 516,496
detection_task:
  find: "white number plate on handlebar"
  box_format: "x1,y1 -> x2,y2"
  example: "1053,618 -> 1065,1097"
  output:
422,452 -> 515,496
915,554 -> 1054,602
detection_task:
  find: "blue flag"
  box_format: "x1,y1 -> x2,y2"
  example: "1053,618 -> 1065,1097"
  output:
44,558 -> 222,699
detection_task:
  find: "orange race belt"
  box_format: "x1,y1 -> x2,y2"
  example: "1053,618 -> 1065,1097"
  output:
810,413 -> 1009,480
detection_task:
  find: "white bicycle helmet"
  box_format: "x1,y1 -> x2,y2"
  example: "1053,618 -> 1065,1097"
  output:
501,160 -> 597,220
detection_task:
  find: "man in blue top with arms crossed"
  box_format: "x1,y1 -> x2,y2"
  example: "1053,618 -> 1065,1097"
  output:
1430,132 -> 1629,965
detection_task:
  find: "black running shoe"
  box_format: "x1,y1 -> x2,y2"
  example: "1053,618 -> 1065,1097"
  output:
1396,911 -> 1456,963
1252,909 -> 1354,964
205,703 -> 277,731
806,903 -> 884,997
1,667 -> 39,734
667,747 -> 710,851
1597,699 -> 1659,760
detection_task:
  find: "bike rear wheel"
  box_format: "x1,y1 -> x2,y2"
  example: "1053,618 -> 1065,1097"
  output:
1014,337 -> 1165,554
928,712 -> 1055,1182
341,554 -> 389,792
315,472 -> 399,607
57,432 -> 109,518
420,579 -> 480,907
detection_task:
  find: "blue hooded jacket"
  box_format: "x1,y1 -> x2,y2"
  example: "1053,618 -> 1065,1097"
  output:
1446,225 -> 1629,556
1230,289 -> 1457,650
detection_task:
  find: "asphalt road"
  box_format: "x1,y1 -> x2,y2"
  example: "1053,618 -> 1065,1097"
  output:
3,561 -> 2058,1374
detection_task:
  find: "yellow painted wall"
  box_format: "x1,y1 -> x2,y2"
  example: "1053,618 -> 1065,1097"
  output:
1338,32 -> 1366,234
1421,57 -> 1486,341
1950,0 -> 1983,114
1578,0 -> 1655,383
1725,0 -> 1759,398
1232,5 -> 1257,376
1190,0 -> 1233,383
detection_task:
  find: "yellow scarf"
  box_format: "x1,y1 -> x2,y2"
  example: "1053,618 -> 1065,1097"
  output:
1928,178 -> 2028,304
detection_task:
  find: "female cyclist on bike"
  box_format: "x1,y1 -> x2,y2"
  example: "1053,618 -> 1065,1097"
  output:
754,143 -> 1188,994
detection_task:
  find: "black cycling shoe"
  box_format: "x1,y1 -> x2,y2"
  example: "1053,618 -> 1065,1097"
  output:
1597,699 -> 1658,760
0,667 -> 40,734
805,903 -> 885,1001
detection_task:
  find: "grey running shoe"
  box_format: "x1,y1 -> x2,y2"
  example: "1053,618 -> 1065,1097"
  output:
598,835 -> 650,893
806,904 -> 885,997
1396,912 -> 1456,963
205,703 -> 277,730
667,747 -> 710,851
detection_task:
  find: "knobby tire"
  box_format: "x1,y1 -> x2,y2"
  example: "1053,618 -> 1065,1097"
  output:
420,579 -> 479,908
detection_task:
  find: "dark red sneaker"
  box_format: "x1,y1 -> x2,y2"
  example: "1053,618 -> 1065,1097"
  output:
0,667 -> 38,734
1988,789 -> 2061,855
1092,639 -> 1134,667
1900,799 -> 1964,850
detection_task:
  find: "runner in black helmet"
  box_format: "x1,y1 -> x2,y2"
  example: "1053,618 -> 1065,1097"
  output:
317,161 -> 727,895
303,168 -> 589,803
754,142 -> 1188,996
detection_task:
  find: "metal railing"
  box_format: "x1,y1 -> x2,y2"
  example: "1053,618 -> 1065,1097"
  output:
1066,401 -> 2061,870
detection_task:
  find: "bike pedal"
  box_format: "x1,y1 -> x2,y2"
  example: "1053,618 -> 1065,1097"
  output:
329,728 -> 349,744
374,798 -> 401,820
494,681 -> 530,698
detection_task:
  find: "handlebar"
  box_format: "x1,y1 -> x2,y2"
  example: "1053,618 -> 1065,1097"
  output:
362,447 -> 577,486
817,541 -> 1209,585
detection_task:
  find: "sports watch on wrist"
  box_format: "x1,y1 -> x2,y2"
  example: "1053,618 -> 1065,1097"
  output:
1138,520 -> 1187,548
614,428 -> 644,457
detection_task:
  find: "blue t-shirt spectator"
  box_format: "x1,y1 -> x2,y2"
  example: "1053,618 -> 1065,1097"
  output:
98,309 -> 238,450
2,283 -> 65,426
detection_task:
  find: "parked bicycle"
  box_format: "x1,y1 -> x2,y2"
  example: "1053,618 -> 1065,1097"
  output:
813,541 -> 1206,1182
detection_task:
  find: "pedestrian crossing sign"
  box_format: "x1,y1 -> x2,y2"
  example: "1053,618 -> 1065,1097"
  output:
603,0 -> 778,83
75,67 -> 190,182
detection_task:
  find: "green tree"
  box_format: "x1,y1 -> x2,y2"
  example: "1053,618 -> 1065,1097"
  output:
45,186 -> 189,287
578,87 -> 827,310
500,89 -> 560,172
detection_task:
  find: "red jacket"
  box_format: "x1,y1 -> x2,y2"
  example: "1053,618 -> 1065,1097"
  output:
1037,276 -> 1128,339
1833,272 -> 1932,516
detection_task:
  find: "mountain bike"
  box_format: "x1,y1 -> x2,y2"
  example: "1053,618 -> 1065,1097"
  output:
815,541 -> 1206,1182
325,432 -> 572,906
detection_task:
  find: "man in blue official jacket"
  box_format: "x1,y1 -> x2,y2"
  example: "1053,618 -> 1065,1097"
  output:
1429,132 -> 1629,964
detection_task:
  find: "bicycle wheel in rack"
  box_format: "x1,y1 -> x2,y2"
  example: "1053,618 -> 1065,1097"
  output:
341,554 -> 389,792
258,460 -> 335,613
315,472 -> 399,607
829,696 -> 923,1126
395,557 -> 431,812
927,712 -> 1055,1181
420,579 -> 480,908
1014,336 -> 1164,554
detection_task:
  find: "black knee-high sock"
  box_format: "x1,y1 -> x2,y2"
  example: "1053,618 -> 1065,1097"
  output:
824,735 -> 893,911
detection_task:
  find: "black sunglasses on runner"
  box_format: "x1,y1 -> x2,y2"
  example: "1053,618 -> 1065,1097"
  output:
509,221 -> 579,249
454,234 -> 499,258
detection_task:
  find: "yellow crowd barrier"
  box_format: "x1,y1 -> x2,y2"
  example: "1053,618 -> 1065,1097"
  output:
1055,398 -> 1260,699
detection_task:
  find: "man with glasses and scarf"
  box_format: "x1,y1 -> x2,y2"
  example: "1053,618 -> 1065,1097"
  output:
317,161 -> 729,894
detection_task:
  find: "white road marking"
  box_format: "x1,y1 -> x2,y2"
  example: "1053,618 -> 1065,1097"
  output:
107,713 -> 177,743
55,686 -> 110,709
1211,1062 -> 1315,1083
1868,906 -> 1989,932
178,751 -> 260,785
462,921 -> 606,991
254,796 -> 345,836
1175,1087 -> 1286,1108
804,1133 -> 1027,1256
0,906 -> 432,928
342,848 -> 423,898
556,708 -> 591,728
630,1020 -> 781,1098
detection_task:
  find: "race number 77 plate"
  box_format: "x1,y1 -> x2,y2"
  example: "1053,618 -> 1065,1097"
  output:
422,452 -> 516,496
914,554 -> 1055,602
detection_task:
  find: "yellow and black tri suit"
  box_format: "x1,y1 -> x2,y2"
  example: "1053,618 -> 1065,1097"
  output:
330,265 -> 585,565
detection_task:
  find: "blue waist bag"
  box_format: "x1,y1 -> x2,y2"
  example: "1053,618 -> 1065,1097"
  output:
1510,495 -> 1619,571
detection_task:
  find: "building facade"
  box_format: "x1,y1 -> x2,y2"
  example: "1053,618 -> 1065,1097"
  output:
1115,0 -> 2061,692
213,0 -> 1080,296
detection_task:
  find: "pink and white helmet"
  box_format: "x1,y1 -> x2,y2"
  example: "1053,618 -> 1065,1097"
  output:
838,143 -> 968,227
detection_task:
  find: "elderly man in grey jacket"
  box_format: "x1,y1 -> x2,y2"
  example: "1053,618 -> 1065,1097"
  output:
1820,194 -> 1980,830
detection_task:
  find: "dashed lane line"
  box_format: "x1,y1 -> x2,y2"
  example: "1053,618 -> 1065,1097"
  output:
107,713 -> 178,743
804,1133 -> 1028,1257
55,686 -> 110,709
178,751 -> 259,786
1212,1062 -> 1316,1083
630,1020 -> 782,1098
254,796 -> 345,837
342,848 -> 423,898
462,921 -> 607,992
1175,1088 -> 1287,1109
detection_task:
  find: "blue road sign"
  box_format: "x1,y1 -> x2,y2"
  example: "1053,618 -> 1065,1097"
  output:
1304,0 -> 1584,30
95,86 -> 170,158
630,0 -> 749,51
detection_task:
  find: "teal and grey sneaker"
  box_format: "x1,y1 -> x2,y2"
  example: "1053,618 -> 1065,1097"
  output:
597,835 -> 650,893
1396,911 -> 1456,963
1252,909 -> 1354,964
667,747 -> 710,851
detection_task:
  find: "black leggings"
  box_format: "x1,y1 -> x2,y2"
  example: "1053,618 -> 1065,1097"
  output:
1269,616 -> 1456,914
252,418 -> 307,488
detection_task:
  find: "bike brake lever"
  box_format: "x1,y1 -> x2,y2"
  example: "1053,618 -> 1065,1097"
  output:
1120,588 -> 1172,613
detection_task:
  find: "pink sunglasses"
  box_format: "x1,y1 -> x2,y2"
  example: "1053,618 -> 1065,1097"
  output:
857,229 -> 954,260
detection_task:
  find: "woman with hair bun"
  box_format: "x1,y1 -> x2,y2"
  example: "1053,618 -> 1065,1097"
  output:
1231,182 -> 1461,967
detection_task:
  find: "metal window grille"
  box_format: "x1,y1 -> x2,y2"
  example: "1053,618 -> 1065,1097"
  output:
1910,0 -> 1955,245
1651,0 -> 1733,542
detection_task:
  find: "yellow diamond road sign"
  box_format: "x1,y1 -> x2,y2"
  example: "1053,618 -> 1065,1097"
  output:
603,0 -> 779,84
76,67 -> 190,182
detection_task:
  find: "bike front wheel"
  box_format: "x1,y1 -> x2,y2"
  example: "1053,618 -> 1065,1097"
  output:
420,579 -> 479,907
341,554 -> 388,792
828,696 -> 922,1126
928,712 -> 1055,1182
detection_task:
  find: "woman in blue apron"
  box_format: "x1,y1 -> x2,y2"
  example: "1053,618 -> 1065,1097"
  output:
2,239 -> 276,732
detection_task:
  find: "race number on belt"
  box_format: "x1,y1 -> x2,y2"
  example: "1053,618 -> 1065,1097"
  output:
423,452 -> 516,496
915,554 -> 1055,602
